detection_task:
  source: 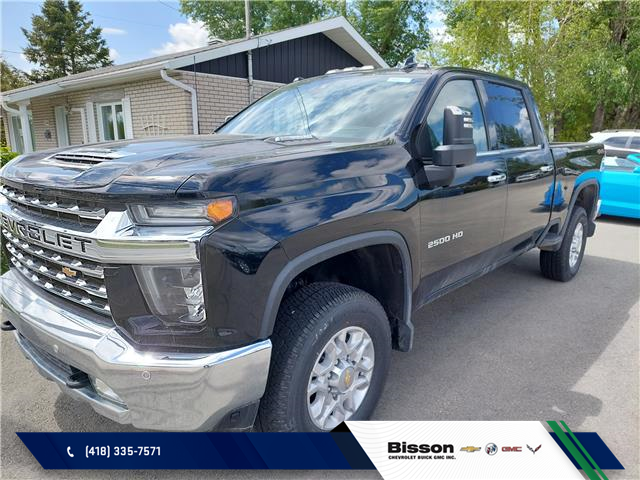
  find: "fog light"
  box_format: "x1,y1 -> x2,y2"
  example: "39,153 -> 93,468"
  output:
91,377 -> 125,406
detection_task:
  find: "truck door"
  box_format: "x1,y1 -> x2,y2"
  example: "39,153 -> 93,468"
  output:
416,78 -> 508,300
480,81 -> 555,251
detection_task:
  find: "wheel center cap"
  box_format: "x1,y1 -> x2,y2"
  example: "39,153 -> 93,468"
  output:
338,366 -> 355,392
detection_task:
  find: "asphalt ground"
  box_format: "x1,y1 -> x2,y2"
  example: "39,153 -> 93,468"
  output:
1,216 -> 638,480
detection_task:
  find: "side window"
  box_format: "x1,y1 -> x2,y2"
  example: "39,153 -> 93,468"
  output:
603,136 -> 629,148
630,136 -> 640,149
425,79 -> 488,157
483,82 -> 536,149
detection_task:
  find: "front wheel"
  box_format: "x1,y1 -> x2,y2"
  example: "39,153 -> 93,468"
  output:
257,282 -> 391,432
540,206 -> 588,281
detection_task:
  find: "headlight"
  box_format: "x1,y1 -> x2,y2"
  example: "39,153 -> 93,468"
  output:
128,197 -> 236,226
134,264 -> 206,325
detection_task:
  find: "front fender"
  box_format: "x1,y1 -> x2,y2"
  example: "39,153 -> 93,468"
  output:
258,230 -> 415,350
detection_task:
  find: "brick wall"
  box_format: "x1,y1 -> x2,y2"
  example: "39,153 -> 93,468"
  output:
7,73 -> 192,151
4,70 -> 282,152
176,71 -> 282,133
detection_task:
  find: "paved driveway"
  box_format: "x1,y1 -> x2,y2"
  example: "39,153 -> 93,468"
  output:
1,216 -> 638,479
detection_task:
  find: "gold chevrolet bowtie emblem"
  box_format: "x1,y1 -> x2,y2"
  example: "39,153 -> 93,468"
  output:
460,446 -> 481,453
62,266 -> 77,278
344,370 -> 352,387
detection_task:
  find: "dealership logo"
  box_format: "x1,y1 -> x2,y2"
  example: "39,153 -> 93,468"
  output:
485,443 -> 498,455
527,444 -> 542,454
388,442 -> 454,454
502,446 -> 522,452
460,446 -> 481,453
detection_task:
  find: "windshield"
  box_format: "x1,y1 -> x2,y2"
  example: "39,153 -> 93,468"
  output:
218,72 -> 428,142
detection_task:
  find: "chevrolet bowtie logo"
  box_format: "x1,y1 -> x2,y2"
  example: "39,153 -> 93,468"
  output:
460,446 -> 481,452
61,266 -> 77,278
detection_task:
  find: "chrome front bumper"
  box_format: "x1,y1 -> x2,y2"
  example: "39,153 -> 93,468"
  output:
0,270 -> 272,431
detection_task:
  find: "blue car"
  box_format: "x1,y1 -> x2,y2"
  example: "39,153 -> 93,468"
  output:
598,153 -> 640,219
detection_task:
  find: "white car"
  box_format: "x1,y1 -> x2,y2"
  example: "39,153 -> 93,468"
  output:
589,130 -> 640,159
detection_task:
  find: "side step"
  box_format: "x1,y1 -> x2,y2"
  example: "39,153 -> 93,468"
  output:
538,233 -> 562,251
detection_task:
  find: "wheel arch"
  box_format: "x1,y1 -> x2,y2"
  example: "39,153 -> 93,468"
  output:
260,231 -> 414,351
563,179 -> 600,238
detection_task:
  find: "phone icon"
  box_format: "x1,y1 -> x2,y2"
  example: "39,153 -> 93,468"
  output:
67,446 -> 74,458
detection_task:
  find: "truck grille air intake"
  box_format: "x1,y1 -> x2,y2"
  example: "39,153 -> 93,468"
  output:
0,185 -> 106,227
1,186 -> 111,317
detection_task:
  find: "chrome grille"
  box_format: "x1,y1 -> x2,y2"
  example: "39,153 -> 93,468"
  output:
2,228 -> 111,316
1,185 -> 106,227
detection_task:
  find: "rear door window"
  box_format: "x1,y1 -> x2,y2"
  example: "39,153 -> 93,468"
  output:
483,82 -> 536,150
603,136 -> 630,148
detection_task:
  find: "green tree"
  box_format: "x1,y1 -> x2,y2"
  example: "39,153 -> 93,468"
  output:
0,58 -> 31,153
22,0 -> 112,82
346,0 -> 431,66
179,0 -> 431,66
180,1 -> 327,40
0,57 -> 31,92
431,0 -> 640,141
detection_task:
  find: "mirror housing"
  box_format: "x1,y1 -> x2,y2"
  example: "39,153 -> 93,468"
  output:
433,106 -> 477,167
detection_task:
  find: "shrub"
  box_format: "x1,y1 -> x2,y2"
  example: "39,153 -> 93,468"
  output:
0,147 -> 17,273
1,146 -> 19,167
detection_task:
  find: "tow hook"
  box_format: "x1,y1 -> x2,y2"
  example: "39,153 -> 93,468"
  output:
65,371 -> 91,389
1,320 -> 16,332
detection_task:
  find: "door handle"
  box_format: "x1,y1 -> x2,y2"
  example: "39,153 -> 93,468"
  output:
487,173 -> 506,183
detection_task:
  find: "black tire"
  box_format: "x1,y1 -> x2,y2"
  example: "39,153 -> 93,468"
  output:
256,282 -> 392,432
540,206 -> 588,282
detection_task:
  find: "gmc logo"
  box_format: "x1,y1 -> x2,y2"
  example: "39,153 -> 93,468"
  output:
1,214 -> 93,254
502,446 -> 522,452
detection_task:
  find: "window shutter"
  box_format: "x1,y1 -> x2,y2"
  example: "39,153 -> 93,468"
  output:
123,97 -> 134,139
54,106 -> 70,147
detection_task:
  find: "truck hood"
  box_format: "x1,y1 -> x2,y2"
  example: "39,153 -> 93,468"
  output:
0,134 -> 355,195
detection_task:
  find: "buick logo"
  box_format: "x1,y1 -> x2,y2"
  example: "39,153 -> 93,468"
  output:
485,443 -> 498,455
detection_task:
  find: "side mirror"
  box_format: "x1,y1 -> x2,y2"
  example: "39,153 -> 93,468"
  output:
433,106 -> 477,167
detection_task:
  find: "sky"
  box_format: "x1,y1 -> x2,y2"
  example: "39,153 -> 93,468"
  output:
1,0 -> 210,72
1,0 -> 447,74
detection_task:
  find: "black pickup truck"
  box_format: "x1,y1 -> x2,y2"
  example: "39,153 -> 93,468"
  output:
0,67 -> 603,432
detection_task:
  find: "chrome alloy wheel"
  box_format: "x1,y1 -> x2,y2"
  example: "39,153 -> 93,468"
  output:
307,326 -> 375,430
569,222 -> 584,268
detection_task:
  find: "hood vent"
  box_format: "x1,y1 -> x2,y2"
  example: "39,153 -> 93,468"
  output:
47,148 -> 134,167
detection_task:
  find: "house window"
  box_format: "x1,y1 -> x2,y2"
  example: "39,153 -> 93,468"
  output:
8,111 -> 35,154
98,102 -> 126,141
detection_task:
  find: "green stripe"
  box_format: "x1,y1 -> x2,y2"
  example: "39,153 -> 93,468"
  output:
560,421 -> 608,480
547,420 -> 601,480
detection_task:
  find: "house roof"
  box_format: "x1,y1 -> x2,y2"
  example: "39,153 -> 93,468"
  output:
1,17 -> 388,103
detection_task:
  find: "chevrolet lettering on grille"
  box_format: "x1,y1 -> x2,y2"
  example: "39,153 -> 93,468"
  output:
1,214 -> 94,255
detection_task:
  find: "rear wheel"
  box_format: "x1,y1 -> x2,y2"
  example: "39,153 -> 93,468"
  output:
540,206 -> 588,281
257,282 -> 391,432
